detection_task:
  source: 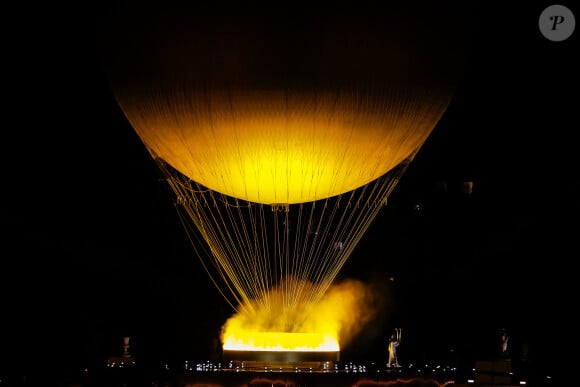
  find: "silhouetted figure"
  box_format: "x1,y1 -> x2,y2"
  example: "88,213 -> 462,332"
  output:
387,328 -> 402,367
500,328 -> 509,357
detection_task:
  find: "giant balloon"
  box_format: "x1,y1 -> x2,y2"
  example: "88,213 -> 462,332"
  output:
100,2 -> 467,204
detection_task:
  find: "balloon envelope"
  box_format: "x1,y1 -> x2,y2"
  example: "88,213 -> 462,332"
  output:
102,3 -> 465,204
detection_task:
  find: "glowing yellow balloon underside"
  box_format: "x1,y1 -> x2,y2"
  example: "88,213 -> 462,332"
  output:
120,89 -> 448,204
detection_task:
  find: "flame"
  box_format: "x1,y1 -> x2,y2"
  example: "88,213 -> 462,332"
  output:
221,277 -> 389,352
223,331 -> 339,352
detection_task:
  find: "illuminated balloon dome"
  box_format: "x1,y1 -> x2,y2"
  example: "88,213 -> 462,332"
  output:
116,88 -> 448,205
101,2 -> 465,205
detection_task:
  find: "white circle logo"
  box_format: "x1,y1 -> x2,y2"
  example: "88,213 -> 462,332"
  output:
539,4 -> 576,41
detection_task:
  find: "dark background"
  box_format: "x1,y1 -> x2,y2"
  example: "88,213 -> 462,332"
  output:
1,0 -> 577,382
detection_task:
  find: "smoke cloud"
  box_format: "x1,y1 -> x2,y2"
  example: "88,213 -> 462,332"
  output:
221,275 -> 391,350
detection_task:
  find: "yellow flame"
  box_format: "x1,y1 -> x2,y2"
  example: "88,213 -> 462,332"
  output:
220,277 -> 390,352
223,331 -> 339,352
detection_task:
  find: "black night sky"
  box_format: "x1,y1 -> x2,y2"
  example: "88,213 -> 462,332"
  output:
1,0 -> 577,382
